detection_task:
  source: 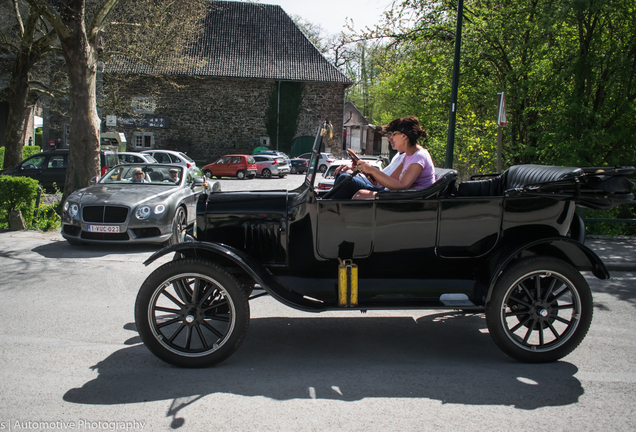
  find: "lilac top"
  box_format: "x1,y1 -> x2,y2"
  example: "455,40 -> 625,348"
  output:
398,148 -> 435,189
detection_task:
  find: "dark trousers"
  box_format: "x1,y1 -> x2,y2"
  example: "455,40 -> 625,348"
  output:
329,173 -> 386,199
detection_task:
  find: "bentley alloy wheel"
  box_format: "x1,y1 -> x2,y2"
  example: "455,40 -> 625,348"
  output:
135,259 -> 250,367
486,257 -> 592,363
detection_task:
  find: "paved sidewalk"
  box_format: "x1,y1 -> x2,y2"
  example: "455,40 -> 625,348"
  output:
585,236 -> 636,271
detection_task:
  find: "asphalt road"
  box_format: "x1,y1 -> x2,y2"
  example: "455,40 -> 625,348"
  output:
1,174 -> 635,432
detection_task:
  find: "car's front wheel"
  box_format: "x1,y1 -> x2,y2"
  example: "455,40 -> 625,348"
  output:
261,168 -> 272,179
135,259 -> 250,367
485,256 -> 592,363
166,207 -> 186,246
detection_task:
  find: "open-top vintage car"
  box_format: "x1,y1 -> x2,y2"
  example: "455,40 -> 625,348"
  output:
134,124 -> 634,367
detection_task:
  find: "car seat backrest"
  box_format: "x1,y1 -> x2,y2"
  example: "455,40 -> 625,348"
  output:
375,168 -> 458,200
149,171 -> 164,181
457,165 -> 582,197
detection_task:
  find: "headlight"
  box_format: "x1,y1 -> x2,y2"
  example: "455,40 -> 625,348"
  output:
154,204 -> 166,214
135,206 -> 151,220
64,202 -> 79,217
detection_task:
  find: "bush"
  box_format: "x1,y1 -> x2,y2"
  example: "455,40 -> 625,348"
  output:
0,175 -> 40,226
30,202 -> 61,231
583,204 -> 636,236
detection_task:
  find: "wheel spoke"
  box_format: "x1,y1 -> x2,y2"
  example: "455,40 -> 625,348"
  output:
195,325 -> 208,348
538,324 -> 545,346
509,295 -> 532,309
547,321 -> 561,339
505,309 -> 530,317
519,281 -> 536,303
167,323 -> 186,343
191,278 -> 202,303
535,275 -> 542,302
205,313 -> 230,322
553,303 -> 575,311
542,278 -> 559,301
509,315 -> 532,333
157,316 -> 181,328
174,278 -> 192,304
161,290 -> 185,308
155,306 -> 181,313
554,314 -> 573,325
184,326 -> 193,349
522,320 -> 537,343
201,320 -> 224,338
202,299 -> 228,312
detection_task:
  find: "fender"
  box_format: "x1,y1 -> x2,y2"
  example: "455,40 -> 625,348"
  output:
484,237 -> 609,303
143,241 -> 327,312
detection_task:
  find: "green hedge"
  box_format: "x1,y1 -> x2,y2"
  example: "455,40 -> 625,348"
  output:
0,175 -> 40,226
0,146 -> 43,169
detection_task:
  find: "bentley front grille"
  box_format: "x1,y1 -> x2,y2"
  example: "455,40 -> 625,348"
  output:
82,206 -> 128,223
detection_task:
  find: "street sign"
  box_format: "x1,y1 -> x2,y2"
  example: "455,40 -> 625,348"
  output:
497,92 -> 507,127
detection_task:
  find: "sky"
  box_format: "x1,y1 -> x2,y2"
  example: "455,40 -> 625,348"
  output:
263,0 -> 394,35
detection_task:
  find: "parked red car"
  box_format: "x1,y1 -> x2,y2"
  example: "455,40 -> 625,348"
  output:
202,154 -> 256,179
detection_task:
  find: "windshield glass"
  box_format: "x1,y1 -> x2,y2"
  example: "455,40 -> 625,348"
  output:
101,165 -> 184,185
304,123 -> 327,187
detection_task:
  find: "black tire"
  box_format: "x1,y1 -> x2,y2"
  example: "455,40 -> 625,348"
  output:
486,256 -> 592,363
203,170 -> 212,179
290,166 -> 297,174
319,164 -> 327,173
135,258 -> 250,368
236,170 -> 246,180
166,207 -> 186,246
262,168 -> 272,179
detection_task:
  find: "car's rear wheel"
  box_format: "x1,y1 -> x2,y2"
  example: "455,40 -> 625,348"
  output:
486,256 -> 592,363
203,170 -> 212,179
236,170 -> 246,180
135,259 -> 249,367
166,207 -> 186,246
290,166 -> 297,174
319,164 -> 327,173
262,168 -> 272,179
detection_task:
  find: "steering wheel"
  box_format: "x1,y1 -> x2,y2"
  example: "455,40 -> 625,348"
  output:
346,149 -> 377,186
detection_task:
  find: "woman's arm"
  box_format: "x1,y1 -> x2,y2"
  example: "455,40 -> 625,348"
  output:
357,160 -> 423,190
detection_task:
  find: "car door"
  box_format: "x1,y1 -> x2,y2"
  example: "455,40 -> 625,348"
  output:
43,153 -> 68,190
231,156 -> 243,176
214,156 -> 231,176
17,153 -> 49,188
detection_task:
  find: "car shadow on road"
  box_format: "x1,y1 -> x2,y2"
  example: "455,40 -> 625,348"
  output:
32,241 -> 161,259
64,312 -> 583,412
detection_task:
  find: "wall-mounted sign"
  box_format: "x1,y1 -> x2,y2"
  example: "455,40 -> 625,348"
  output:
116,116 -> 170,129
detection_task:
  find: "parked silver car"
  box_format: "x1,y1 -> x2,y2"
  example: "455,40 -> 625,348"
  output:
253,155 -> 290,178
141,149 -> 197,174
297,151 -> 335,173
117,152 -> 158,164
61,164 -> 210,246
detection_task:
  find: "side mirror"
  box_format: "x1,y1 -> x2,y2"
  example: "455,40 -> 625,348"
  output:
191,177 -> 205,190
90,176 -> 100,185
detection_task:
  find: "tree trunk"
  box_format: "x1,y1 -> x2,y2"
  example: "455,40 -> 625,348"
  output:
58,15 -> 101,202
2,54 -> 32,169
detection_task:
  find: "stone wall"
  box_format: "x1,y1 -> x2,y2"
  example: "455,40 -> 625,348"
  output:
103,75 -> 346,162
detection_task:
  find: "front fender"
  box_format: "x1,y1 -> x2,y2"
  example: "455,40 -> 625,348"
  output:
485,237 -> 609,303
143,241 -> 326,312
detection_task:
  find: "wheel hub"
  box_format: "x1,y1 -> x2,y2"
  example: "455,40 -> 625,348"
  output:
182,304 -> 204,326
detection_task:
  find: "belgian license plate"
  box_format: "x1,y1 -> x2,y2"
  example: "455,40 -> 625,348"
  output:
87,225 -> 120,233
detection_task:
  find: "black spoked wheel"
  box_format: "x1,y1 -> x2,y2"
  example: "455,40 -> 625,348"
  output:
486,257 -> 592,363
166,207 -> 186,246
262,168 -> 272,179
135,259 -> 250,368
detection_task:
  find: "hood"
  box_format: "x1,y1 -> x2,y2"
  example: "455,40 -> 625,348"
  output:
71,183 -> 178,206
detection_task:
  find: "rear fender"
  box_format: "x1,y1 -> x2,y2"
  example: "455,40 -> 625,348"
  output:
143,241 -> 326,312
485,237 -> 609,303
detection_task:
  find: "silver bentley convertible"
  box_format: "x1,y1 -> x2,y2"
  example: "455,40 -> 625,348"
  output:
61,164 -> 210,246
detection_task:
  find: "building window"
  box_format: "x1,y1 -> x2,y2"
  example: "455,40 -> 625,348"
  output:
133,132 -> 154,149
132,97 -> 156,114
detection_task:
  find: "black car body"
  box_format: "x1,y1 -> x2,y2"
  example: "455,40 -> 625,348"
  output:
0,149 -> 119,192
290,158 -> 309,174
135,124 -> 634,368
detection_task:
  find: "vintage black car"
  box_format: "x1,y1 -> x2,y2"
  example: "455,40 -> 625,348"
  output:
135,124 -> 634,368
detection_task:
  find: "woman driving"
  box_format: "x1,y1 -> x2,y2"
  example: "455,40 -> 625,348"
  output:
330,116 -> 435,199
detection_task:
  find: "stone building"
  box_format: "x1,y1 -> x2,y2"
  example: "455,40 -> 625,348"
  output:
97,1 -> 352,162
343,101 -> 387,156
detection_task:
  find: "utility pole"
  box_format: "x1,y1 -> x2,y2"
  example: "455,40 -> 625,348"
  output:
444,0 -> 464,169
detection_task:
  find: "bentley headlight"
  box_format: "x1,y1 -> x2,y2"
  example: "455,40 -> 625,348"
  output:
64,202 -> 79,217
136,206 -> 151,220
154,204 -> 166,214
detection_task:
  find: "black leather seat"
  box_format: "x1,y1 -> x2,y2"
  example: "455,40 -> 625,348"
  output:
456,165 -> 582,197
375,167 -> 458,200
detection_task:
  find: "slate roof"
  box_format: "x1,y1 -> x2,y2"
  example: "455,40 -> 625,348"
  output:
106,1 -> 352,85
343,102 -> 370,126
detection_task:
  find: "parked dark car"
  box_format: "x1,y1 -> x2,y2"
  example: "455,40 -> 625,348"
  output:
0,149 -> 119,192
290,158 -> 309,174
134,123 -> 634,368
202,154 -> 256,179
